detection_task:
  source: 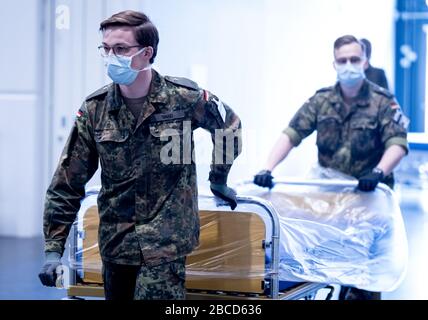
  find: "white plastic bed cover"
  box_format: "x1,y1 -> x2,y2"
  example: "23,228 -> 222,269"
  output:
234,166 -> 408,292
70,167 -> 407,293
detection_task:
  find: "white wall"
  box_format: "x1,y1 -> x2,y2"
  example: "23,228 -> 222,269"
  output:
143,0 -> 396,191
0,0 -> 44,237
142,0 -> 268,192
0,0 -> 396,237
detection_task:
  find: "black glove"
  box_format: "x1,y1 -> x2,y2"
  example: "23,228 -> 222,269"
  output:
39,252 -> 62,287
254,170 -> 274,189
358,168 -> 384,192
210,183 -> 237,210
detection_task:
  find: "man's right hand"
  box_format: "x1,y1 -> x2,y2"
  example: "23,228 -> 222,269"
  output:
38,252 -> 62,287
254,170 -> 274,189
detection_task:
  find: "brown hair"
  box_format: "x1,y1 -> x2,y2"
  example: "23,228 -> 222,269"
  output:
100,10 -> 159,64
360,38 -> 372,60
333,35 -> 364,54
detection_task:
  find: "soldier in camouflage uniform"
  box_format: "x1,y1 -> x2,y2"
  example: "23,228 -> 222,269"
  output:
254,35 -> 409,300
39,10 -> 241,300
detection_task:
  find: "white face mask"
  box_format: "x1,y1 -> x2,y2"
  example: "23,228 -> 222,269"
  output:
104,48 -> 151,85
335,60 -> 366,88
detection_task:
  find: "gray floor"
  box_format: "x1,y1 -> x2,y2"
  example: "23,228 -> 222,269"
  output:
0,184 -> 427,300
0,237 -> 67,300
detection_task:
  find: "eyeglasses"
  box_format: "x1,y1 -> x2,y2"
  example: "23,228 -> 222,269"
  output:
98,44 -> 142,57
335,56 -> 364,65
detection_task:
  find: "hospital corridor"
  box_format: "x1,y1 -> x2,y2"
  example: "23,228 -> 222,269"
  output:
1,0 -> 428,303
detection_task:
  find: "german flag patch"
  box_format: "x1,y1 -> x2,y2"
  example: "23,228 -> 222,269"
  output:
390,102 -> 400,110
203,90 -> 209,102
392,107 -> 410,129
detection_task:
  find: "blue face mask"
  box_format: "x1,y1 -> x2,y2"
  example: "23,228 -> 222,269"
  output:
335,61 -> 366,88
104,48 -> 150,85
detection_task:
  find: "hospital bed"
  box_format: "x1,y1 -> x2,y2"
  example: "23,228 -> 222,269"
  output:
65,178 -> 407,300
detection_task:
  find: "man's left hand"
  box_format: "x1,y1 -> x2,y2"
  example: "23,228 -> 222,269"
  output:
210,183 -> 237,210
358,168 -> 384,192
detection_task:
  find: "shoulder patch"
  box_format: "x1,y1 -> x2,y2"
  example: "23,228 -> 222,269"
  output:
390,101 -> 410,129
165,76 -> 199,91
202,90 -> 227,123
390,101 -> 400,110
211,96 -> 227,123
76,101 -> 89,118
85,85 -> 110,101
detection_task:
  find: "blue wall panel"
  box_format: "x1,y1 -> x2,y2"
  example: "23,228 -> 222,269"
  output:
395,0 -> 428,132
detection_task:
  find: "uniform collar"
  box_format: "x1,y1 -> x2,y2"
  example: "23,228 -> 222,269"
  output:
332,79 -> 371,107
106,69 -> 169,113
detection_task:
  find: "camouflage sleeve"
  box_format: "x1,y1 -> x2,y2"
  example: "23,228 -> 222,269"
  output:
378,98 -> 409,154
192,90 -> 242,184
282,96 -> 319,146
43,102 -> 99,255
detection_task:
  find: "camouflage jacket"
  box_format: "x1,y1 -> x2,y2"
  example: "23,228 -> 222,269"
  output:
43,70 -> 242,266
283,80 -> 408,186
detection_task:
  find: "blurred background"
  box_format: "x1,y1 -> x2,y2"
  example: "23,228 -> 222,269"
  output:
0,0 -> 427,299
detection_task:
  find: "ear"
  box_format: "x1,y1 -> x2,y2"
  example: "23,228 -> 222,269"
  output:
144,46 -> 154,61
332,61 -> 337,71
363,59 -> 369,70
